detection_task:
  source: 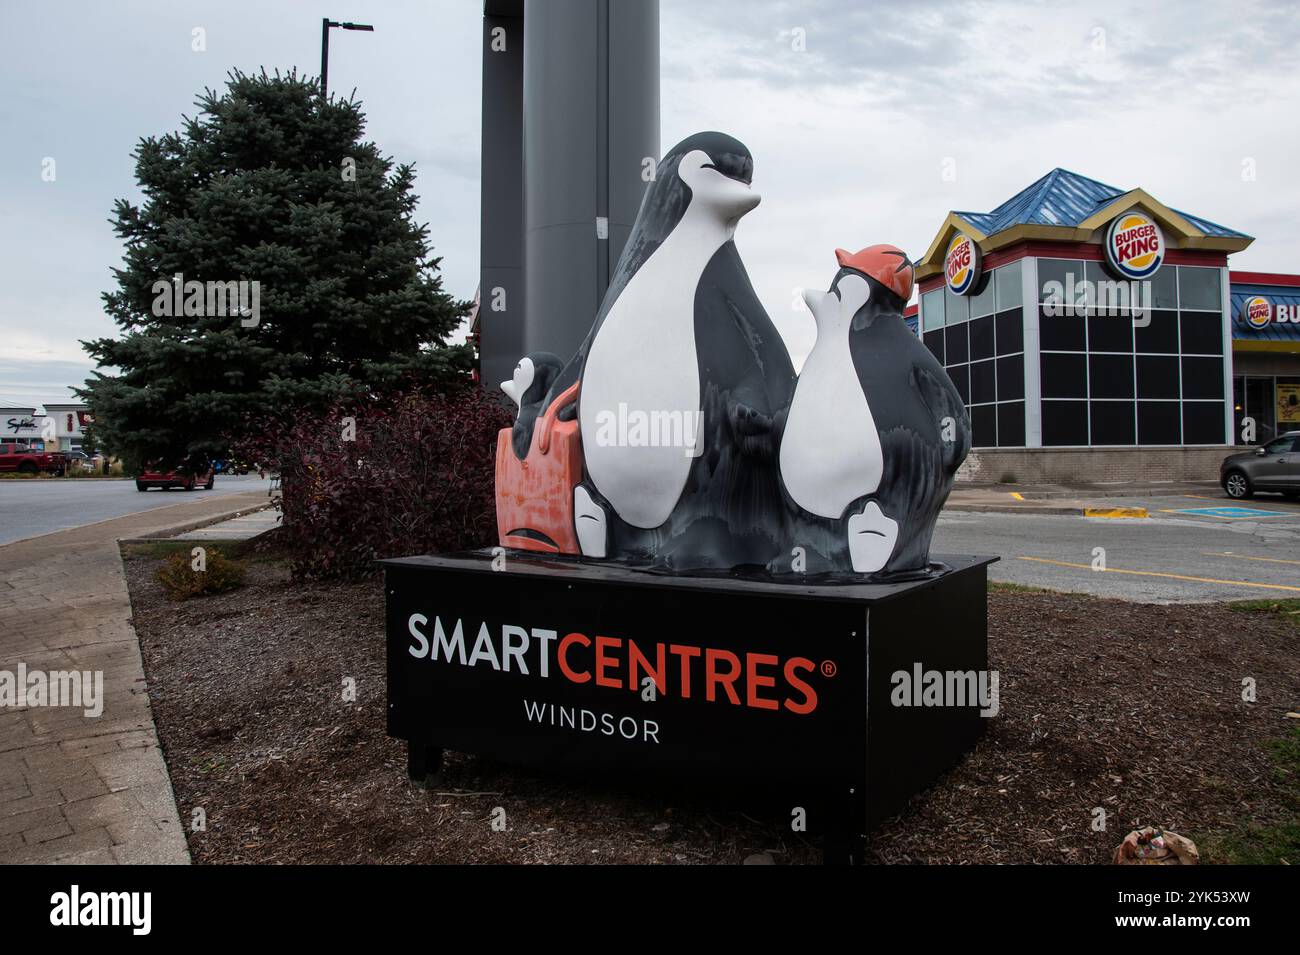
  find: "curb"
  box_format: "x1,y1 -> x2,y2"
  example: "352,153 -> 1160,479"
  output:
118,501 -> 273,544
944,503 -> 1150,518
1082,506 -> 1149,519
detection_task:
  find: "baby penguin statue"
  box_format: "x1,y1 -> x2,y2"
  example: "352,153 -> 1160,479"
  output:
777,245 -> 970,575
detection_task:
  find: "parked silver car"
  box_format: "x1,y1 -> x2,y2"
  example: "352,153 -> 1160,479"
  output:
1221,431 -> 1300,499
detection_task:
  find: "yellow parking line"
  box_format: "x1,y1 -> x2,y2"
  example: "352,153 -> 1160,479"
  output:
1009,491 -> 1025,500
1015,556 -> 1300,594
1202,551 -> 1300,567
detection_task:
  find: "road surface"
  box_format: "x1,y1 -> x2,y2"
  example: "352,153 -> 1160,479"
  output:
0,475 -> 271,546
935,492 -> 1300,602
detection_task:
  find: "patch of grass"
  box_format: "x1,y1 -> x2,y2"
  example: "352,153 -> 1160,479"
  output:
988,581 -> 1048,594
121,541 -> 204,559
1201,727 -> 1299,864
1201,823 -> 1300,865
1226,598 -> 1300,630
155,546 -> 247,600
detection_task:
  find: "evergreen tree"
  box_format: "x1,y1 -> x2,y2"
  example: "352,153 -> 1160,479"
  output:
81,69 -> 472,471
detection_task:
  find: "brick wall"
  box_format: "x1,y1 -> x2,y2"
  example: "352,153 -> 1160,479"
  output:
955,446 -> 1231,484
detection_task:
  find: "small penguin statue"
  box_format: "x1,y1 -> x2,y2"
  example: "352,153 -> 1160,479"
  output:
778,246 -> 970,575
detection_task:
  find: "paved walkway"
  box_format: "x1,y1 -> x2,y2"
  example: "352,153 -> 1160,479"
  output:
0,490 -> 266,863
946,481 -> 1222,515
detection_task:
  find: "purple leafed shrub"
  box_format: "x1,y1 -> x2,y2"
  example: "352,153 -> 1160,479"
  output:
235,387 -> 512,579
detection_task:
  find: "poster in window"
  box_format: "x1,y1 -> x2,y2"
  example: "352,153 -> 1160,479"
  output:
1278,383 -> 1300,428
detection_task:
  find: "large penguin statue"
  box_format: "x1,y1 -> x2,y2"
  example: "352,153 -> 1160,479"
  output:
776,245 -> 970,575
542,132 -> 797,570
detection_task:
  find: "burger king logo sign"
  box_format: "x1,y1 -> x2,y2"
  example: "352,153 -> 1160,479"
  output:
1104,211 -> 1165,280
944,233 -> 982,296
1243,296 -> 1272,329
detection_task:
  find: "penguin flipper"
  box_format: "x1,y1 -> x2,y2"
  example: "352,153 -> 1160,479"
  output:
914,365 -> 971,474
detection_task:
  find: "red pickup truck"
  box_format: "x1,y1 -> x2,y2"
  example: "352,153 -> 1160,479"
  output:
0,443 -> 68,476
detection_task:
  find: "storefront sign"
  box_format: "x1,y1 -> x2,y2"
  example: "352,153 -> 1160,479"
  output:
385,552 -> 995,860
1240,295 -> 1300,329
1104,211 -> 1165,280
944,233 -> 982,296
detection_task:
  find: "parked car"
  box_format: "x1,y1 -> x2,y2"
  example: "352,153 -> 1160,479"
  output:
1221,431 -> 1300,499
0,442 -> 67,476
136,457 -> 215,492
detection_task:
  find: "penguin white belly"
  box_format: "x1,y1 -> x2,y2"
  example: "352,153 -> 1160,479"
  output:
580,233 -> 714,529
780,334 -> 883,519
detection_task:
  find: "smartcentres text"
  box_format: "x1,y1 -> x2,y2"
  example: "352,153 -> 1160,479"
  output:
407,614 -> 821,713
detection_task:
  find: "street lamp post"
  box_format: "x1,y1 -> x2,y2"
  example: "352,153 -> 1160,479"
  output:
320,18 -> 374,99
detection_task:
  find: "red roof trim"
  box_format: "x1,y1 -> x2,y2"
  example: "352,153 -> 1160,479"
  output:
1229,270 -> 1300,288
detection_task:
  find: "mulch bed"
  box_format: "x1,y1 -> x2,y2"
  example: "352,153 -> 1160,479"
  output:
123,545 -> 1299,864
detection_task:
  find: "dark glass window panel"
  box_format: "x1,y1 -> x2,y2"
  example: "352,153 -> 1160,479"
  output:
945,285 -> 970,324
1232,376 -> 1245,445
997,402 -> 1025,447
1090,401 -> 1136,445
995,260 -> 1023,310
1039,308 -> 1087,351
1180,312 -> 1223,355
944,322 -> 969,365
969,314 -> 995,361
970,272 -> 996,317
1042,400 -> 1088,446
946,363 -> 969,404
1138,401 -> 1181,445
995,308 -> 1023,355
1087,312 -> 1133,353
970,359 -> 996,404
1149,265 -> 1177,309
1181,357 -> 1224,399
1089,353 -> 1134,399
1040,353 -> 1087,399
1037,258 -> 1084,302
1178,266 -> 1221,310
1134,309 -> 1179,353
996,354 -> 1024,401
970,403 -> 997,448
923,329 -> 944,364
1136,355 -> 1179,399
1183,401 -> 1226,444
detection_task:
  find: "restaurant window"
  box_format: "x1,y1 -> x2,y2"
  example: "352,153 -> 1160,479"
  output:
1040,262 -> 1226,446
945,262 -> 1026,448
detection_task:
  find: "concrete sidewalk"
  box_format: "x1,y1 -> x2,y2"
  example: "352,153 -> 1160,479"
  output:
0,490 -> 266,864
945,480 -> 1223,517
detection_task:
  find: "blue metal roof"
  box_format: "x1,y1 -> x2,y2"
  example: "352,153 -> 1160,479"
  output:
954,168 -> 1250,239
1229,279 -> 1300,343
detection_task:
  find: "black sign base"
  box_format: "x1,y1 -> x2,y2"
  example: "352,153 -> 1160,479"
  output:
384,551 -> 998,864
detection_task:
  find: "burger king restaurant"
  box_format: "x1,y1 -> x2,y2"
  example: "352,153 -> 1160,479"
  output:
907,167 -> 1300,483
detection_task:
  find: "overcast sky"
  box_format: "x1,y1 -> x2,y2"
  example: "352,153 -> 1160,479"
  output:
3,0 -> 1299,407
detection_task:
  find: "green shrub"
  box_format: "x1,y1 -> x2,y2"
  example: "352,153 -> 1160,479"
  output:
155,547 -> 247,600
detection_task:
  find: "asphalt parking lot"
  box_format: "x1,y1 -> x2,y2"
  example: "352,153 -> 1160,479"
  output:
0,474 -> 272,546
936,491 -> 1300,602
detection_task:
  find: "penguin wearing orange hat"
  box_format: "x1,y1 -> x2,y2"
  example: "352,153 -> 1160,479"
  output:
777,245 -> 969,576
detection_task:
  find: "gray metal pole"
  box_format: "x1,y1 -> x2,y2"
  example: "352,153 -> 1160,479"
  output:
478,0 -> 659,388
522,0 -> 659,361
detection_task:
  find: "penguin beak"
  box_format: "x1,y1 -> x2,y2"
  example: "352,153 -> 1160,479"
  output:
500,379 -> 520,406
